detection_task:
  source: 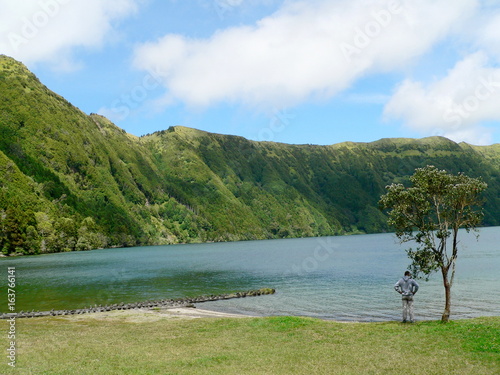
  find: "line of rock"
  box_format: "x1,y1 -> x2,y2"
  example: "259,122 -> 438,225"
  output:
0,288 -> 275,319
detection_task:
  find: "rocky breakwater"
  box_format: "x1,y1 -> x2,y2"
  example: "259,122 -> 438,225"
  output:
0,288 -> 276,319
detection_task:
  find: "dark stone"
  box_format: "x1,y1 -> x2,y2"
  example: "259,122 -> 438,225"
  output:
0,288 -> 276,319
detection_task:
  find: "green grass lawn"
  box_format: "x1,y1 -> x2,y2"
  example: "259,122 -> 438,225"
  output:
6,314 -> 500,374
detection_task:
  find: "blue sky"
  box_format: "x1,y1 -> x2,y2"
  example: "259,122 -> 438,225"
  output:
1,0 -> 500,145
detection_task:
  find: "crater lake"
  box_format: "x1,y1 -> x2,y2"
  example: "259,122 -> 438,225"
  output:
1,227 -> 499,322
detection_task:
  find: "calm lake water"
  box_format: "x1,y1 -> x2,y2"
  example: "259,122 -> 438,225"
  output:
1,227 -> 499,321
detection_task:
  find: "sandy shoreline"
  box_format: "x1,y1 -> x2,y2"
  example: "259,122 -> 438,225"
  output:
56,306 -> 363,323
162,307 -> 254,319
58,306 -> 255,322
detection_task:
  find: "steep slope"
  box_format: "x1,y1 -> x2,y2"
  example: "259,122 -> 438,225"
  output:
0,55 -> 210,253
142,129 -> 500,235
0,55 -> 499,255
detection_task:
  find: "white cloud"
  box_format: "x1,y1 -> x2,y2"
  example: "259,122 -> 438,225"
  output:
0,0 -> 138,70
474,11 -> 500,60
132,0 -> 476,111
384,52 -> 500,145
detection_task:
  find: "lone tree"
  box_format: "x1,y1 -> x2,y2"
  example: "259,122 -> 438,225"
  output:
379,165 -> 487,322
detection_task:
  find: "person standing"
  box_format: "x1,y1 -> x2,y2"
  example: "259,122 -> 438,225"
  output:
394,271 -> 419,323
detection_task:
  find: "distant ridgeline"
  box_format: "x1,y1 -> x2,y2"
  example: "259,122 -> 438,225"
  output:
0,55 -> 499,255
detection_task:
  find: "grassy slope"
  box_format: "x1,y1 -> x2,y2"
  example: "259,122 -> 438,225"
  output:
0,56 -> 208,250
1,54 -> 500,254
144,128 -> 500,234
12,315 -> 500,374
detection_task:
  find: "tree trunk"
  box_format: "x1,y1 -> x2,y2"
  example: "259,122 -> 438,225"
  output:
441,267 -> 451,322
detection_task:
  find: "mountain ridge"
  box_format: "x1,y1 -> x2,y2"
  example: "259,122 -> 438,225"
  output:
1,55 -> 499,255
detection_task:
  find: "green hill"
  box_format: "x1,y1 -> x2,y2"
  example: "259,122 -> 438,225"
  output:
1,55 -> 499,255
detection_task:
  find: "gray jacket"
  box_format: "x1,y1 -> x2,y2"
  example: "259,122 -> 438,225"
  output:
394,276 -> 419,298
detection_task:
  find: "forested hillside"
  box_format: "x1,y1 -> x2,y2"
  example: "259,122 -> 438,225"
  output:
1,55 -> 499,255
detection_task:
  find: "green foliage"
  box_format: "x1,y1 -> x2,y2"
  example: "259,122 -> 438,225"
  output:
1,55 -> 500,255
379,165 -> 488,321
380,166 -> 487,275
